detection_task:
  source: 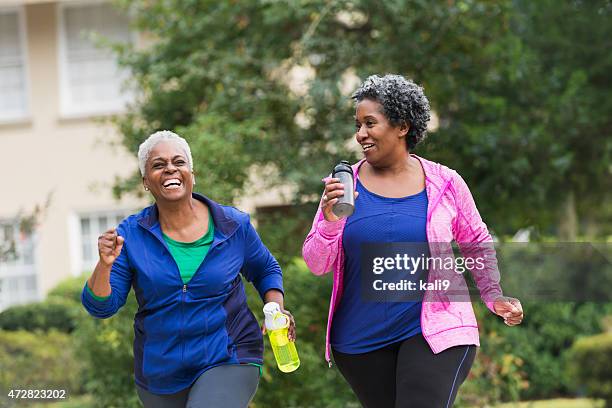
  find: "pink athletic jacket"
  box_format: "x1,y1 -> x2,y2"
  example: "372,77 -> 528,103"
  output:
302,155 -> 503,364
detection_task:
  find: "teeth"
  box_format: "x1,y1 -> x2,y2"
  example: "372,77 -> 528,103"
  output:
363,144 -> 375,151
163,179 -> 181,187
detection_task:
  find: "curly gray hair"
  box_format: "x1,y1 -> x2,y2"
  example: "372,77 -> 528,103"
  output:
137,130 -> 193,176
352,74 -> 431,150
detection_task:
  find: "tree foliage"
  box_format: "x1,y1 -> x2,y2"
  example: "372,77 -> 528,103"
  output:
110,0 -> 611,238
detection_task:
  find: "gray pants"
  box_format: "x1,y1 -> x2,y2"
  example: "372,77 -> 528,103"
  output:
136,364 -> 260,408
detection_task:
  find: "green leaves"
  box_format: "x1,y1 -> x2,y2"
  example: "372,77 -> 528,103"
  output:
111,0 -> 611,235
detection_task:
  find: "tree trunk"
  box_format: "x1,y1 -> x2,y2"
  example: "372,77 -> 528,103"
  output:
559,190 -> 578,241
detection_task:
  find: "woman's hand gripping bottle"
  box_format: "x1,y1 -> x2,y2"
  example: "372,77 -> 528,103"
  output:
263,302 -> 300,373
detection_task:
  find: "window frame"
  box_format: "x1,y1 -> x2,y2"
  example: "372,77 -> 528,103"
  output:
56,0 -> 134,118
0,218 -> 40,311
69,208 -> 134,276
0,5 -> 30,124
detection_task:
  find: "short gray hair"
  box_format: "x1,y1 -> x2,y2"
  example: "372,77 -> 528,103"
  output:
137,130 -> 194,176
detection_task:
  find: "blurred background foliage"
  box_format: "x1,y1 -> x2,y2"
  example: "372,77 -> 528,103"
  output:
110,0 -> 611,241
1,267 -> 611,407
2,0 -> 611,406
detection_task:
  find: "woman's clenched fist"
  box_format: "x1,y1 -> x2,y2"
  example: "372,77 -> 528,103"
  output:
98,228 -> 124,267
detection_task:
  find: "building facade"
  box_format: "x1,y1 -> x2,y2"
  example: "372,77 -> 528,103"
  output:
0,0 -> 290,311
0,0 -> 144,310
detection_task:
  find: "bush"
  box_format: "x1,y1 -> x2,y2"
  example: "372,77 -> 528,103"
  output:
70,258 -> 356,408
48,275 -> 89,304
0,298 -> 82,333
246,258 -> 359,407
72,292 -> 140,408
509,302 -> 612,400
0,330 -> 84,408
455,302 -> 529,407
67,255 -> 612,407
455,300 -> 612,405
568,332 -> 612,407
255,204 -> 316,266
0,275 -> 89,333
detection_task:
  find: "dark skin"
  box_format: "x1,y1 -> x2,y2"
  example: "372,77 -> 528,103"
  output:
88,140 -> 296,340
321,99 -> 523,326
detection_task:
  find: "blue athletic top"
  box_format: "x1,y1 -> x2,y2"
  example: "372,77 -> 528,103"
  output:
331,178 -> 429,354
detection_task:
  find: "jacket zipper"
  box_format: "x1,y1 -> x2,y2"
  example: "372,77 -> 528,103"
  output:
180,284 -> 187,367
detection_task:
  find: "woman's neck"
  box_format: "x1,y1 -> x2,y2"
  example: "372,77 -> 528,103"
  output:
157,197 -> 205,233
367,151 -> 415,177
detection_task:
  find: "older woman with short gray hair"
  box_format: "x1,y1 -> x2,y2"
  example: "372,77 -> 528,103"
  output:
82,130 -> 295,408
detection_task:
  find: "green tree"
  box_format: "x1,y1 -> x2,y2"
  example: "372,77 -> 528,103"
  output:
426,0 -> 612,239
110,0 -> 611,239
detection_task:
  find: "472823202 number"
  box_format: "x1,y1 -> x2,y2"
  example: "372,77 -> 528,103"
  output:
7,389 -> 67,399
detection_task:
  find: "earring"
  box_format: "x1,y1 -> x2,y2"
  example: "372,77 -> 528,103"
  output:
144,186 -> 149,191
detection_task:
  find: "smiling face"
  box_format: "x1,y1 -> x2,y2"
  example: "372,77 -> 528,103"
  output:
143,141 -> 194,202
354,98 -> 409,167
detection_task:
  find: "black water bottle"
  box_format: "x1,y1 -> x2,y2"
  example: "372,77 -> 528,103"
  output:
332,160 -> 355,218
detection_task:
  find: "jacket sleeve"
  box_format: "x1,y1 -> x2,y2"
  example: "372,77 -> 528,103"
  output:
451,171 -> 503,313
302,190 -> 346,276
81,223 -> 133,319
241,215 -> 284,300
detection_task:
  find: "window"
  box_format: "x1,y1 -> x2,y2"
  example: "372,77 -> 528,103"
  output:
0,219 -> 38,311
58,1 -> 133,116
76,209 -> 133,273
0,7 -> 29,122
0,220 -> 35,268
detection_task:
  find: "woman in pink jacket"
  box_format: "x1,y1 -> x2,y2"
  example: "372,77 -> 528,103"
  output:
302,74 -> 523,408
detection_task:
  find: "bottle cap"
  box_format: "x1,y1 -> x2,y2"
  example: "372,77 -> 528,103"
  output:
333,160 -> 352,176
263,302 -> 289,330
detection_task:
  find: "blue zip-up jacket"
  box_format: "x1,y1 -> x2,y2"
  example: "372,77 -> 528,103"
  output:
81,193 -> 283,394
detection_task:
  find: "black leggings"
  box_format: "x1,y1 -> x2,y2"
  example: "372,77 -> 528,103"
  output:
332,334 -> 476,408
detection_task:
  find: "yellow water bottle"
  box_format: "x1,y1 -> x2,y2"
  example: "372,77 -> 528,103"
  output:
263,302 -> 300,373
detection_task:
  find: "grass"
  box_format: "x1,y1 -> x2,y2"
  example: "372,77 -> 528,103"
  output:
495,398 -> 604,408
13,396 -> 605,407
15,395 -> 94,408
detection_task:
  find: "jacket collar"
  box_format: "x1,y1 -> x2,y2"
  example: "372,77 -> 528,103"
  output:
351,154 -> 452,220
137,192 -> 239,238
353,154 -> 451,188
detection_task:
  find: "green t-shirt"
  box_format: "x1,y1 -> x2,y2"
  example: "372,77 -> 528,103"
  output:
163,214 -> 215,285
86,214 -> 215,300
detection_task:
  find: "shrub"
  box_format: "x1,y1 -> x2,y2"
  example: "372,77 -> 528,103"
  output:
246,258 -> 359,407
0,330 -> 83,408
72,292 -> 140,408
0,298 -> 81,333
568,332 -> 612,407
70,258 -> 356,408
255,204 -> 316,266
455,302 -> 529,407
453,300 -> 612,406
67,256 -> 612,407
48,275 -> 89,304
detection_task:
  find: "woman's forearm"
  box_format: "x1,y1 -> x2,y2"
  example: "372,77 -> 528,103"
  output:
264,289 -> 284,309
87,261 -> 113,297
